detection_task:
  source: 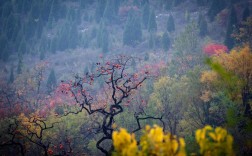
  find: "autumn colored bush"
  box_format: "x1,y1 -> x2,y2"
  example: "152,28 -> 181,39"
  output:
112,125 -> 234,156
203,43 -> 228,56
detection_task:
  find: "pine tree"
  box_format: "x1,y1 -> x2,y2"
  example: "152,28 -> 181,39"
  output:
50,0 -> 61,21
162,32 -> 170,52
102,28 -> 109,53
40,51 -> 45,60
144,53 -> 149,61
18,38 -> 27,54
224,6 -> 238,49
148,10 -> 157,32
165,0 -> 173,11
199,15 -> 208,37
17,57 -> 23,74
207,0 -> 226,22
196,0 -> 205,6
149,33 -> 154,49
141,0 -> 149,6
95,0 -> 106,23
103,0 -> 116,22
123,12 -> 142,46
47,68 -> 57,92
167,15 -> 175,33
0,35 -> 9,61
8,67 -> 14,84
142,2 -> 150,29
172,0 -> 183,7
185,10 -> 191,22
97,21 -> 105,48
242,6 -> 250,21
133,0 -> 140,7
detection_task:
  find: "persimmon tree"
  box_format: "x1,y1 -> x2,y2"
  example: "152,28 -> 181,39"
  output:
58,55 -> 164,155
0,62 -> 65,155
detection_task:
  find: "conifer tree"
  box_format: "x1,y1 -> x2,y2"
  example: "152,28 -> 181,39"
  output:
102,28 -> 109,53
103,0 -> 116,22
0,35 -> 8,61
97,21 -> 105,48
149,33 -> 154,49
162,31 -> 170,52
172,0 -> 183,7
199,15 -> 208,37
142,2 -> 150,29
196,0 -> 205,6
47,68 -> 57,92
17,57 -> 23,74
207,0 -> 226,22
167,15 -> 175,33
148,10 -> 157,32
123,12 -> 142,46
8,67 -> 14,84
224,6 -> 238,49
242,6 -> 250,21
141,0 -> 149,6
40,51 -> 45,60
165,0 -> 173,11
95,0 -> 106,23
18,38 -> 27,54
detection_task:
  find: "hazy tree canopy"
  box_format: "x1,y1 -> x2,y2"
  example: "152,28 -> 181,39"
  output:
0,0 -> 252,155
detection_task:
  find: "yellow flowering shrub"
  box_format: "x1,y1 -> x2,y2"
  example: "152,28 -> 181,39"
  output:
113,125 -> 234,156
112,128 -> 138,156
195,125 -> 234,156
112,125 -> 186,156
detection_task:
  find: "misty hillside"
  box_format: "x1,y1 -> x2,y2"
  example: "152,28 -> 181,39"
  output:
0,0 -> 252,156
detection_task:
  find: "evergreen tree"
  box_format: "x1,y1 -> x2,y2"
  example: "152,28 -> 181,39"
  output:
172,0 -> 183,7
40,51 -> 45,60
97,21 -> 105,48
133,0 -> 140,7
224,6 -> 238,49
141,0 -> 149,6
18,38 -> 27,54
47,68 -> 57,92
199,15 -> 208,37
165,0 -> 173,11
167,15 -> 175,32
8,67 -> 14,84
207,0 -> 226,22
31,3 -> 41,19
68,24 -> 79,49
103,0 -> 116,22
0,35 -> 8,61
196,0 -> 205,6
142,2 -> 150,29
84,66 -> 89,75
17,57 -> 23,74
50,0 -> 62,21
144,53 -> 149,61
95,0 -> 106,23
185,10 -> 191,22
123,12 -> 142,46
242,6 -> 250,21
148,10 -> 157,32
162,32 -> 170,52
149,33 -> 154,49
102,28 -> 109,53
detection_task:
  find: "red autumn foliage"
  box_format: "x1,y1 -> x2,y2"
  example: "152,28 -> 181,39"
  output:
203,43 -> 228,56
